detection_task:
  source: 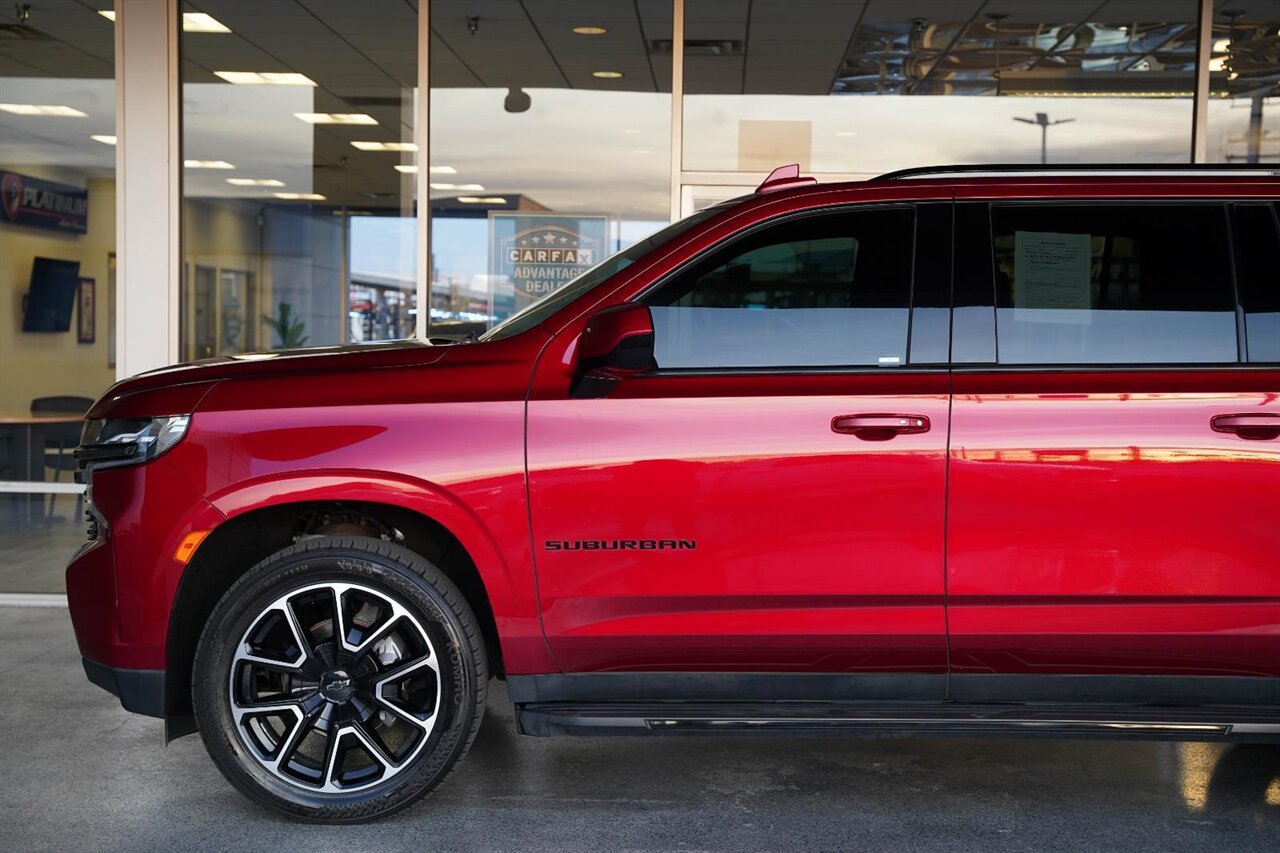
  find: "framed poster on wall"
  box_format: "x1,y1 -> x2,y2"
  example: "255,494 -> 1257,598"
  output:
77,277 -> 95,344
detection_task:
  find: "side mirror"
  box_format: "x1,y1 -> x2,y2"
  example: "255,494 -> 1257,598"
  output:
572,303 -> 655,398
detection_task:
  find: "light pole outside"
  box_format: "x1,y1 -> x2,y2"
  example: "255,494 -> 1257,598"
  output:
1014,112 -> 1076,164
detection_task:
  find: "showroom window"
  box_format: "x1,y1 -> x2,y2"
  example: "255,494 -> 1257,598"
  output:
990,203 -> 1239,365
0,1 -> 117,594
681,0 -> 1203,186
428,0 -> 673,336
180,0 -> 419,358
1205,9 -> 1280,164
646,208 -> 914,368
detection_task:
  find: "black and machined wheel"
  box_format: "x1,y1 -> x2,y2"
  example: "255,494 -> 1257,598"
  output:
193,536 -> 487,823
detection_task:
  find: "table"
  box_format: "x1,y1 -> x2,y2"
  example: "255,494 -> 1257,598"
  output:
0,414 -> 84,522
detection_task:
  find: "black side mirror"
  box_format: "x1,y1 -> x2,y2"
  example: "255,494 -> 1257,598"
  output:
571,303 -> 655,398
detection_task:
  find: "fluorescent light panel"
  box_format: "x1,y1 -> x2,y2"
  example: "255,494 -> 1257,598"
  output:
295,112 -> 377,125
457,196 -> 507,204
226,178 -> 285,187
215,71 -> 316,86
184,160 -> 235,169
0,103 -> 86,116
90,134 -> 117,145
430,183 -> 484,191
273,192 -> 326,200
99,11 -> 231,33
351,141 -> 418,151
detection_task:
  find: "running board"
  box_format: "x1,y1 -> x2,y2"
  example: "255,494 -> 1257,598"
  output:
516,702 -> 1280,742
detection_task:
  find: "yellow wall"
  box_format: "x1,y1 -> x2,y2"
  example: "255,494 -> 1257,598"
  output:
0,173 -> 117,414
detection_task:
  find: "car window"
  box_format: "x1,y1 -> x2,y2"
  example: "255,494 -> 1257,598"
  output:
990,203 -> 1239,365
644,208 -> 914,368
1235,203 -> 1280,363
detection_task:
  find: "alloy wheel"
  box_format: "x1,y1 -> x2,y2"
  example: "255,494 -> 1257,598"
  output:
228,581 -> 441,793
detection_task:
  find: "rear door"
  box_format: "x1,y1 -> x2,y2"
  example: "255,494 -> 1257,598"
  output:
526,203 -> 953,689
945,196 -> 1280,700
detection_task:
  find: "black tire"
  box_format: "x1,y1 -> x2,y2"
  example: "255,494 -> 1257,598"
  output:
193,536 -> 487,823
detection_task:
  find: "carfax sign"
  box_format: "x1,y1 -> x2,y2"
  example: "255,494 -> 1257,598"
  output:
1,171 -> 88,234
489,212 -> 610,320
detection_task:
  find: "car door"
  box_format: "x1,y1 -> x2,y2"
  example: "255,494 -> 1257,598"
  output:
945,196 -> 1280,702
525,203 -> 952,695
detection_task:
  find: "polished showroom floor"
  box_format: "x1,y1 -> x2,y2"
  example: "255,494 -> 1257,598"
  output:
2,606 -> 1277,852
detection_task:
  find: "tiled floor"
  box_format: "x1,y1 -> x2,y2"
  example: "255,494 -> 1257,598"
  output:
0,497 -> 82,593
2,605 -> 1278,852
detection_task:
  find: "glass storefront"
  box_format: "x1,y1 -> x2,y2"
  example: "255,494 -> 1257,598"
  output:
180,0 -> 419,357
0,0 -> 117,592
0,0 -> 1275,596
427,0 -> 672,335
683,1 -> 1201,180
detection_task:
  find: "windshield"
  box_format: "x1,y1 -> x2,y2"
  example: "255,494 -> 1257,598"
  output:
479,207 -> 722,341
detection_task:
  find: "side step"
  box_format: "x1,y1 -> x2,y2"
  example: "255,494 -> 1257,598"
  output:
516,702 -> 1280,742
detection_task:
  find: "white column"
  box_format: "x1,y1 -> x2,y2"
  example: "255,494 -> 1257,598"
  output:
114,0 -> 181,379
669,0 -> 685,224
416,1 -> 431,340
1190,0 -> 1214,163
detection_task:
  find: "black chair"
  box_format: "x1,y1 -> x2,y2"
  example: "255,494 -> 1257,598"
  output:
31,396 -> 93,520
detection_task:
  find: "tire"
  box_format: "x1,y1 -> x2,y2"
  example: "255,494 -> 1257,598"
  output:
193,536 -> 487,823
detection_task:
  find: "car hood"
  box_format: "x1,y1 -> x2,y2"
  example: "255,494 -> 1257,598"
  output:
88,339 -> 453,419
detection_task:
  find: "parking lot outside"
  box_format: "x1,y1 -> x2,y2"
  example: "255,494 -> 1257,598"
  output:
3,604 -> 1276,852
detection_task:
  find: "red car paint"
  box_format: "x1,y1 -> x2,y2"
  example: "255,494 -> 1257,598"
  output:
67,175 -> 1280,719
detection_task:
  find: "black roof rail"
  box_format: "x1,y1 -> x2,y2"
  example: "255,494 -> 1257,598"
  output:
872,163 -> 1280,181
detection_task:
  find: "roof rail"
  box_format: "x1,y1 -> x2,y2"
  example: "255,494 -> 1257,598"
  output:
872,163 -> 1280,181
756,164 -> 818,193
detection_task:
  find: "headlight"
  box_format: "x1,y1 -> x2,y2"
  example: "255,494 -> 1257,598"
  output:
76,415 -> 191,468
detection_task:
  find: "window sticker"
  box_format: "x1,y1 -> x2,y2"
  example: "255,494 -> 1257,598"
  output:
1013,230 -> 1091,323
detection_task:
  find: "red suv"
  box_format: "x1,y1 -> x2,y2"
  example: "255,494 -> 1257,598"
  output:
68,165 -> 1280,822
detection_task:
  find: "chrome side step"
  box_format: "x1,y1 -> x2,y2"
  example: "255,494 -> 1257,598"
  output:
515,702 -> 1280,742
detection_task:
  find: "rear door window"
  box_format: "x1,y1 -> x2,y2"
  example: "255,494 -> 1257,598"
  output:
1234,203 -> 1280,364
989,203 -> 1239,365
645,208 -> 914,369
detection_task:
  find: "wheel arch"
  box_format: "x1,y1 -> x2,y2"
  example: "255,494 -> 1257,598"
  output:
165,483 -> 512,739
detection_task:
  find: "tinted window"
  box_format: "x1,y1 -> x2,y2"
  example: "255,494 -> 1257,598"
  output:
1235,203 -> 1280,364
645,208 -> 913,368
990,204 -> 1238,365
952,203 -> 997,363
908,203 -> 951,365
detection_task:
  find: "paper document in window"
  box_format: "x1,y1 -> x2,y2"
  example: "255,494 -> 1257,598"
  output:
1013,230 -> 1092,324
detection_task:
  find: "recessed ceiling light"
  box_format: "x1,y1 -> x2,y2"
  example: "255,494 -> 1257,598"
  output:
351,141 -> 418,151
572,26 -> 608,35
98,10 -> 115,22
184,160 -> 235,169
0,103 -> 87,117
428,165 -> 457,175
394,165 -> 418,174
592,71 -> 624,79
457,196 -> 507,204
429,183 -> 485,191
182,13 -> 231,33
294,113 -> 377,125
215,71 -> 316,86
90,134 -> 117,145
273,192 -> 326,201
226,178 -> 285,187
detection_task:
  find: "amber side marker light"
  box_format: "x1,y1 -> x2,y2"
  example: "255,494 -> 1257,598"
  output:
175,530 -> 212,564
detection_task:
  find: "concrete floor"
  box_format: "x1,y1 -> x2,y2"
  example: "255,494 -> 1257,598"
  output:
2,606 -> 1277,852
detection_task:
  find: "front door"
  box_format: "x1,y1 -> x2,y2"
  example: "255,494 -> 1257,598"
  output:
946,197 -> 1280,697
527,203 -> 952,686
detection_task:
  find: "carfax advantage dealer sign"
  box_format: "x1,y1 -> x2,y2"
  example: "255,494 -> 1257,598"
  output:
489,212 -> 610,321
